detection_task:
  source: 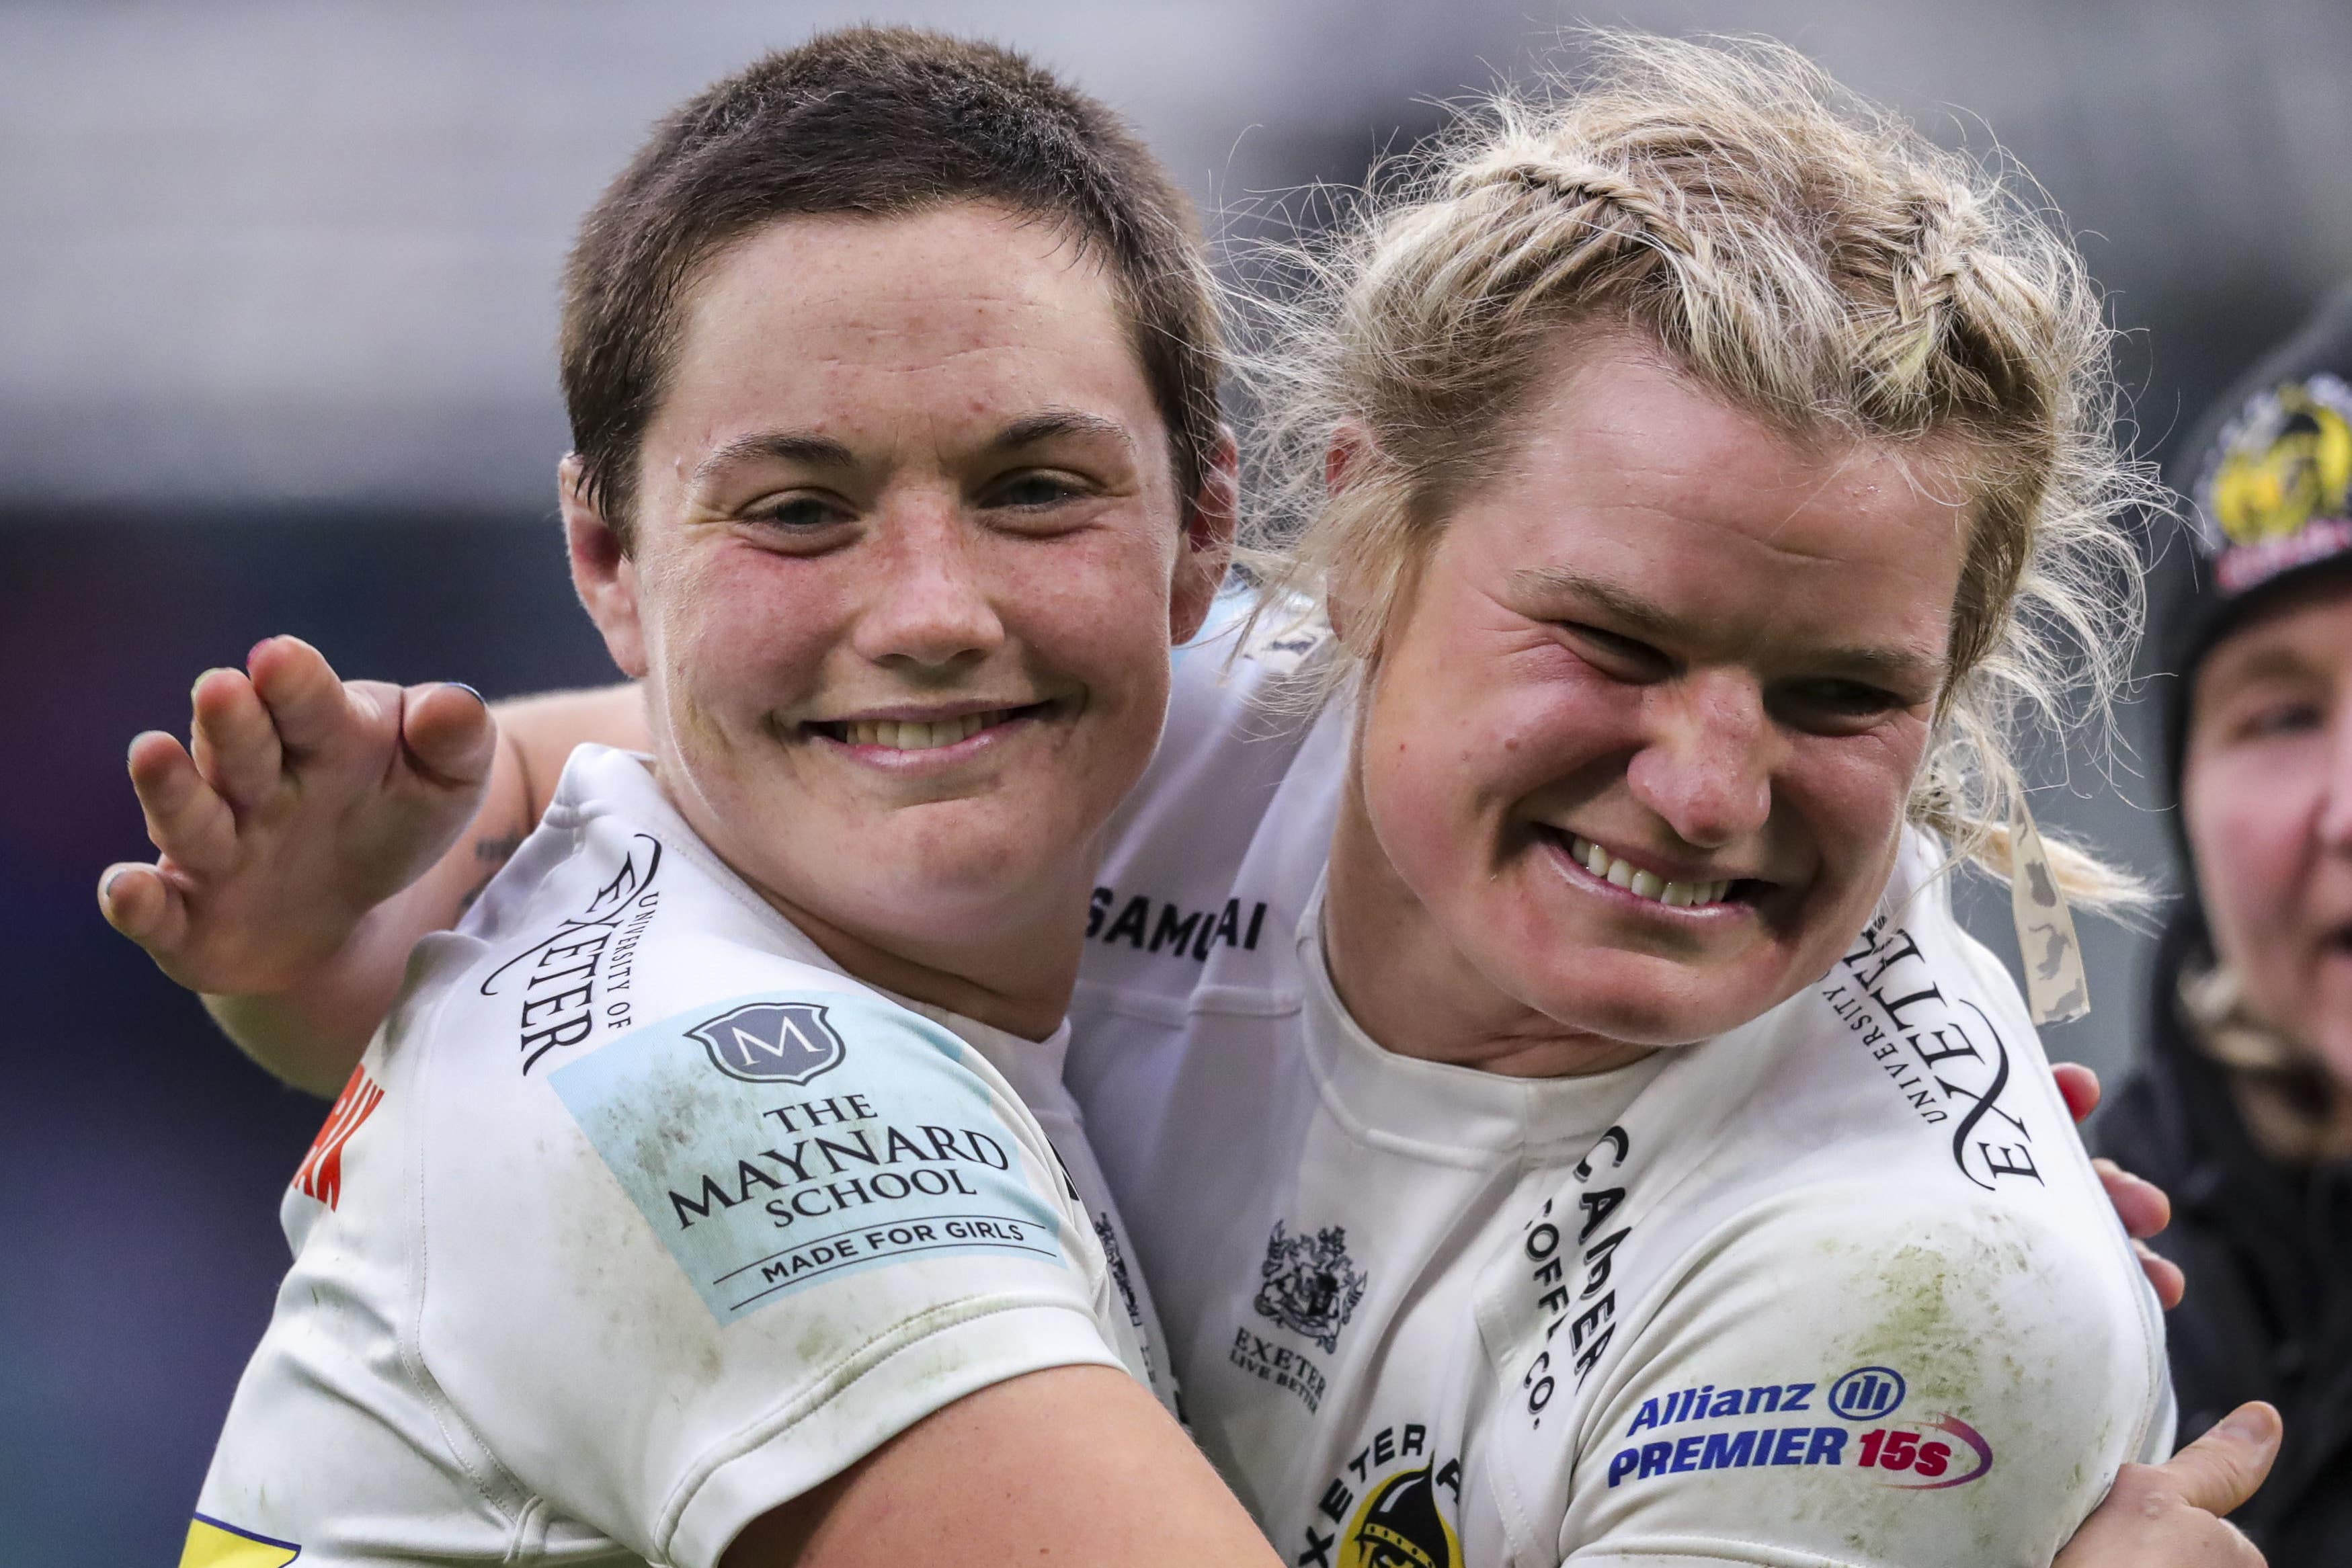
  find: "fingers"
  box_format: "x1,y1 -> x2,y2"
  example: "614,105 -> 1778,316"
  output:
2054,1061 -> 2102,1123
2157,1403 -> 2282,1517
97,861 -> 189,954
128,729 -> 237,874
247,634 -> 356,755
2135,1240 -> 2187,1310
401,682 -> 497,789
190,666 -> 284,813
2094,1157 -> 2173,1240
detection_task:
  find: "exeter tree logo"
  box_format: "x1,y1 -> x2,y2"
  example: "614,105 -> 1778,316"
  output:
690,1001 -> 846,1085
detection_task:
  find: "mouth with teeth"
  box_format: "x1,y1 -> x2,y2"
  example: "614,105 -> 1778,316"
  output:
1550,831 -> 1750,911
805,702 -> 1048,753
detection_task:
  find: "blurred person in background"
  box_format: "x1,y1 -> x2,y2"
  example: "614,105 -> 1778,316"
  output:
2101,286 -> 2352,1565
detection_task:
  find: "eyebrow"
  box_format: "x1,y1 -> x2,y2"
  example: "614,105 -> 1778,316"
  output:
692,430 -> 856,488
987,407 -> 1137,457
690,408 -> 1135,490
1507,565 -> 1949,689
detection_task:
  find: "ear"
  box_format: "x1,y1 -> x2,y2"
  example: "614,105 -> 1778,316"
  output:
1325,419 -> 1375,501
1320,421 -> 1386,649
1168,425 -> 1241,647
561,454 -> 650,680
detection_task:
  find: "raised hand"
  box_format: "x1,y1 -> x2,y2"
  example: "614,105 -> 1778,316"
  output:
100,636 -> 511,1089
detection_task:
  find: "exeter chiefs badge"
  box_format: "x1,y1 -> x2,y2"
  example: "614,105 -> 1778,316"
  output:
2199,373 -> 2352,592
689,1000 -> 845,1085
1254,1220 -> 1367,1354
1344,1464 -> 1459,1568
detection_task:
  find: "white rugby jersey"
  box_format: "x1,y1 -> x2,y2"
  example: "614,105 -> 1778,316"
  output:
188,745 -> 1169,1568
1065,605 -> 2174,1568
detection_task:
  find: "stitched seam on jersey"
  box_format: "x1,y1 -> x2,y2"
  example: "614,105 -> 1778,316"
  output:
650,1290 -> 1108,1555
401,908 -> 541,1528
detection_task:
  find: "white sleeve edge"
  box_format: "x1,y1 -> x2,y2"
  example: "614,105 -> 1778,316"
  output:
663,1294 -> 1126,1568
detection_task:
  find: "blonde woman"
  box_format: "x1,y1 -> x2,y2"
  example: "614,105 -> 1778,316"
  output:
111,32 -> 2273,1568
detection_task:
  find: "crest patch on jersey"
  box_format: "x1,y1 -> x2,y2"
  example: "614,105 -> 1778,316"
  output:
551,989 -> 1065,1323
1254,1220 -> 1367,1355
690,1001 -> 845,1085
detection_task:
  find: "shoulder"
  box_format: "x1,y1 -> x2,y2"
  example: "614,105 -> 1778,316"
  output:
1134,587 -> 1331,817
1082,589 -> 1336,993
1566,1186 -> 2167,1567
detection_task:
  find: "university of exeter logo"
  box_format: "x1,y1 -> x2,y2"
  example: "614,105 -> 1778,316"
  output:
1254,1220 -> 1368,1355
689,1001 -> 846,1085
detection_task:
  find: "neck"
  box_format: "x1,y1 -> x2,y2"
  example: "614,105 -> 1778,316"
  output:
745,889 -> 1080,1042
1323,764 -> 1655,1080
651,767 -> 1082,1044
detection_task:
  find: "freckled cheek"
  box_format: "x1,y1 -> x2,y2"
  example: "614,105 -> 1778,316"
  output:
1006,531 -> 1173,680
1779,739 -> 1920,902
1359,692 -> 1518,897
653,579 -> 840,730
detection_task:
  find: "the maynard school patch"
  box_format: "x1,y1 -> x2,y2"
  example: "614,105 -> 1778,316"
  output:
552,989 -> 1065,1324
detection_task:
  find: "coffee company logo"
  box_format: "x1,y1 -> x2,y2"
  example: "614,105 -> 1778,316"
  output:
1254,1220 -> 1368,1355
690,1001 -> 846,1085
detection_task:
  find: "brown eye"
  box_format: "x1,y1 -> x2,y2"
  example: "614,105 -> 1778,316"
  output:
984,472 -> 1088,509
1769,679 -> 1906,735
750,495 -> 851,530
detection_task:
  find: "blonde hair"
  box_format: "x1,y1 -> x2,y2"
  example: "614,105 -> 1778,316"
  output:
1244,32 -> 2154,907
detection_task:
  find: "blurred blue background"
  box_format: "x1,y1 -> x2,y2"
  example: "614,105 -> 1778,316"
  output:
5,1 -> 2349,1557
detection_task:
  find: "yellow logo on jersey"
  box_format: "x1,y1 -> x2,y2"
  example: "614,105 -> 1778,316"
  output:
2209,380 -> 2352,546
180,1513 -> 300,1567
1342,1463 -> 1460,1568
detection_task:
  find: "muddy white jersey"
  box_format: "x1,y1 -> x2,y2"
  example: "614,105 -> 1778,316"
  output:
1065,604 -> 2173,1568
189,745 -> 1169,1568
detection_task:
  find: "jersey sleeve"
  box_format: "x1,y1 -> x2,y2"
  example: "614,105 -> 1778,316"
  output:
1557,1184 -> 2166,1568
413,985 -> 1123,1568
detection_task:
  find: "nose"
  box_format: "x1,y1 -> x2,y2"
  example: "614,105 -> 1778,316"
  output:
1624,671 -> 1774,850
847,499 -> 1006,673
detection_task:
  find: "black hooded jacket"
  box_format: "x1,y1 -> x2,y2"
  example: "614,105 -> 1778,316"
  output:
2099,912 -> 2352,1564
2094,284 -> 2352,1561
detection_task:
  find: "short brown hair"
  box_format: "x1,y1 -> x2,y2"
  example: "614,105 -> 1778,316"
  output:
561,26 -> 1224,542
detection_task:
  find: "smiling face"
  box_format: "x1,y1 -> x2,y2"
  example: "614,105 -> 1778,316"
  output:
1329,345 -> 1967,1063
565,202 -> 1229,1024
2183,580 -> 2352,1092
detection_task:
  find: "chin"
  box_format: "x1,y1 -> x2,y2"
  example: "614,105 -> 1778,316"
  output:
1511,948 -> 1789,1049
